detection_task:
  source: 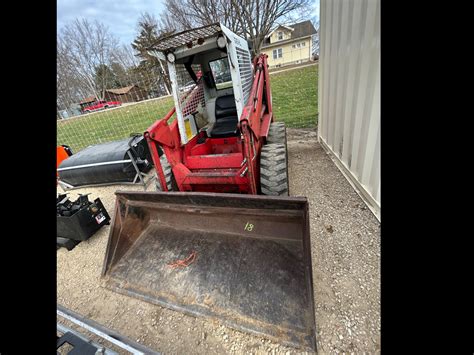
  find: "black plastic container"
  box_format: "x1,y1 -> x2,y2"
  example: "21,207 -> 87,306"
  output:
57,198 -> 111,241
58,136 -> 152,187
57,237 -> 81,251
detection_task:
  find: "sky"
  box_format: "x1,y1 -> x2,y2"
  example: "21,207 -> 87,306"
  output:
57,0 -> 320,46
57,0 -> 166,45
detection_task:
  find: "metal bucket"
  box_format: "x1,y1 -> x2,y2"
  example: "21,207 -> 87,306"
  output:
101,191 -> 316,351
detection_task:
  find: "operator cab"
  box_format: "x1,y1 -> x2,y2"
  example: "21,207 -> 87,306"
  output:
148,23 -> 253,147
204,55 -> 239,138
173,48 -> 238,139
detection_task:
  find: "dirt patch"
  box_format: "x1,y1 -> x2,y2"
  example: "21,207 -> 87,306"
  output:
57,128 -> 380,354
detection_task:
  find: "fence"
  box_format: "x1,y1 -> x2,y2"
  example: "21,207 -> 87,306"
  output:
57,45 -> 319,153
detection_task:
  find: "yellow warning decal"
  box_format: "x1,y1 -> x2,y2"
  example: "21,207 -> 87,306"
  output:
184,119 -> 194,140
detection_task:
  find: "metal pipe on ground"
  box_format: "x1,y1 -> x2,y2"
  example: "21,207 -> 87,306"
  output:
57,304 -> 161,354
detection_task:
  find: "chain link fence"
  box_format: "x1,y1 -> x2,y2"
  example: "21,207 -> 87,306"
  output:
57,46 -> 318,153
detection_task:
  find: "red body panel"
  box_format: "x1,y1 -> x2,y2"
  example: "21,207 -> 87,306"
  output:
145,54 -> 275,194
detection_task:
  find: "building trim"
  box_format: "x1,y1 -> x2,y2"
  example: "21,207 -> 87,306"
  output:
261,35 -> 313,49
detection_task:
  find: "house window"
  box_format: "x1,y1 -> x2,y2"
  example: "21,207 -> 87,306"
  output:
273,48 -> 283,59
277,31 -> 283,40
292,44 -> 296,49
301,41 -> 305,47
297,43 -> 301,48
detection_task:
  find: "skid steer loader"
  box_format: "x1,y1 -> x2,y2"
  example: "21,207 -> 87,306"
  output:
101,23 -> 316,351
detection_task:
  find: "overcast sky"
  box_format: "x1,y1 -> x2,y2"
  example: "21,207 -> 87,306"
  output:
57,0 -> 320,46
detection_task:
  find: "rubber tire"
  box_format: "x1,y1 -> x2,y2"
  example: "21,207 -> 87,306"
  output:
266,122 -> 287,145
260,143 -> 289,196
155,154 -> 174,191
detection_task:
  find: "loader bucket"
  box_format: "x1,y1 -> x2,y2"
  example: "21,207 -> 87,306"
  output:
101,191 -> 316,351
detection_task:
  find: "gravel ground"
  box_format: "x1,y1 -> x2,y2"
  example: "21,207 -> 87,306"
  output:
57,128 -> 380,354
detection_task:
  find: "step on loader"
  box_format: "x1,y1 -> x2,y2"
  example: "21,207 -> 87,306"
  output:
101,23 -> 316,351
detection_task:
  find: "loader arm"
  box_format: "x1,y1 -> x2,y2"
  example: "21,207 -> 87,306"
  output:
144,107 -> 180,191
238,54 -> 273,194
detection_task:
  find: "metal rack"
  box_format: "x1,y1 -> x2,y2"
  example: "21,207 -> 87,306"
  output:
57,305 -> 160,354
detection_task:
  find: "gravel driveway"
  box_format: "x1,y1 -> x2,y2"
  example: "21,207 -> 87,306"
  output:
57,128 -> 380,354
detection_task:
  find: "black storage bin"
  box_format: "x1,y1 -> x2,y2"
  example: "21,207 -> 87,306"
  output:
57,198 -> 110,241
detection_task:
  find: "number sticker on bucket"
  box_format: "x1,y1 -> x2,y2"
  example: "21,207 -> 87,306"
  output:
95,212 -> 106,224
244,222 -> 254,232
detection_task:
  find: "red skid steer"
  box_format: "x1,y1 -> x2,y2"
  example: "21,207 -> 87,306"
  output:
101,23 -> 316,351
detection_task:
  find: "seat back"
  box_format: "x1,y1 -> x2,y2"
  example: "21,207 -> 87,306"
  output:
215,95 -> 237,120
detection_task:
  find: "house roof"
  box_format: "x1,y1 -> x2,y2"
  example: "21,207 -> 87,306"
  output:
262,20 -> 317,48
78,85 -> 139,104
290,20 -> 317,39
266,24 -> 294,38
106,85 -> 137,95
79,96 -> 96,104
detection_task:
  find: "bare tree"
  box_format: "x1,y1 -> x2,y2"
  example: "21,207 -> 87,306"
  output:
132,12 -> 176,95
231,0 -> 312,54
163,0 -> 241,34
311,20 -> 319,58
111,44 -> 141,71
57,38 -> 95,113
161,0 -> 311,54
57,50 -> 81,111
57,19 -> 119,102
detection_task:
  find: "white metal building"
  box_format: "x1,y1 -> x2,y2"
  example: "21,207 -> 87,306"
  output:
318,0 -> 381,220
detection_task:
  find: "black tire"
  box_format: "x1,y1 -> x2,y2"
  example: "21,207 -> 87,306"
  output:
260,143 -> 289,196
155,154 -> 174,191
266,122 -> 287,145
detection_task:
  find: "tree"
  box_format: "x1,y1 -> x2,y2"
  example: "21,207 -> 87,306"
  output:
110,62 -> 131,87
57,50 -> 82,111
132,12 -> 174,96
57,19 -> 119,102
163,0 -> 242,33
161,0 -> 312,55
111,44 -> 140,70
311,18 -> 320,57
95,64 -> 119,96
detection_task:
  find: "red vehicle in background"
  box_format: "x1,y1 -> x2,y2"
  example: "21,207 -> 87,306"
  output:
81,100 -> 122,114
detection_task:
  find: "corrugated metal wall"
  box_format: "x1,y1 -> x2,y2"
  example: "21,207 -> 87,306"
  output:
318,0 -> 380,220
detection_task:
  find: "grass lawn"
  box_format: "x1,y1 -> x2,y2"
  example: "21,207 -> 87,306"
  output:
57,97 -> 175,152
270,64 -> 318,128
57,64 -> 318,152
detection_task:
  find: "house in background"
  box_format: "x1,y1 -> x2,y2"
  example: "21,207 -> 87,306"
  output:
104,84 -> 147,103
261,20 -> 317,68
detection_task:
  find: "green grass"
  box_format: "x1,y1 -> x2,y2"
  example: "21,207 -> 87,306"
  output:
57,96 -> 174,152
270,64 -> 318,128
57,64 -> 318,152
